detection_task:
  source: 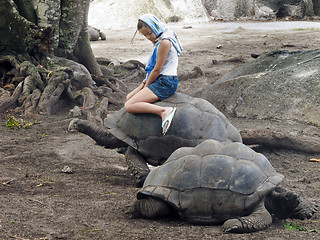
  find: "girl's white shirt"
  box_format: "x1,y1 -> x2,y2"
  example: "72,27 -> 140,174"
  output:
160,42 -> 178,76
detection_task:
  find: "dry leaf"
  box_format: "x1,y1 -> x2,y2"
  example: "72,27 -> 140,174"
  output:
309,158 -> 320,162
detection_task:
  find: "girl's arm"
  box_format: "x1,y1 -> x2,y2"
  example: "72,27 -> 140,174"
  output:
145,39 -> 171,87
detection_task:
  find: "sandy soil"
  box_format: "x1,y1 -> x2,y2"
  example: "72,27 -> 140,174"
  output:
1,21 -> 320,239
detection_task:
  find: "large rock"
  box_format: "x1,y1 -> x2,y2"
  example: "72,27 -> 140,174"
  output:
196,49 -> 320,125
203,0 -> 317,20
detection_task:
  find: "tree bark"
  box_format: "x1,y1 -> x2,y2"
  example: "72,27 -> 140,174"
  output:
0,0 -> 38,55
57,0 -> 102,76
0,0 -> 127,118
0,0 -> 101,75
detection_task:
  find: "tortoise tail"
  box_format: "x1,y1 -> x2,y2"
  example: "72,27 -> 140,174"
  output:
132,197 -> 172,219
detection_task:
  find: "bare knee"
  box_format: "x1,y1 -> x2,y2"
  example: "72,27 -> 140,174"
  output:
126,94 -> 131,102
124,101 -> 134,113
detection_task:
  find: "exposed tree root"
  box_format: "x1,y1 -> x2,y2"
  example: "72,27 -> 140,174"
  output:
0,55 -> 142,122
240,129 -> 320,154
92,74 -> 126,95
0,81 -> 23,113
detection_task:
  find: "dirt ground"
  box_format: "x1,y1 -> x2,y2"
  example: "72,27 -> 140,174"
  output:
1,21 -> 320,240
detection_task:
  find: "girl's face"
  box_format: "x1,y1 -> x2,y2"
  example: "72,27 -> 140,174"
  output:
139,26 -> 156,44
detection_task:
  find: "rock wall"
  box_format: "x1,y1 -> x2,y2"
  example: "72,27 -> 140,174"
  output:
203,0 -> 319,20
89,0 -> 319,30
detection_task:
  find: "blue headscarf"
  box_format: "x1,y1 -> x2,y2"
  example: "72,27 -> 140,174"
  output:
139,14 -> 183,81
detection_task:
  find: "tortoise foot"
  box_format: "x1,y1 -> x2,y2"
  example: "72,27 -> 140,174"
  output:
289,197 -> 318,220
222,218 -> 244,233
222,204 -> 272,233
266,186 -> 317,219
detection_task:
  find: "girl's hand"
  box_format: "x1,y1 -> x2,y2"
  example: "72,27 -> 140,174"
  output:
141,79 -> 147,88
126,80 -> 146,101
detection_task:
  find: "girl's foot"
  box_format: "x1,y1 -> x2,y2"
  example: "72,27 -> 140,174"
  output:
161,107 -> 176,135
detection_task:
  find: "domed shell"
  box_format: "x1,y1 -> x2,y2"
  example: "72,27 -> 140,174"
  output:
137,140 -> 284,223
104,93 -> 242,163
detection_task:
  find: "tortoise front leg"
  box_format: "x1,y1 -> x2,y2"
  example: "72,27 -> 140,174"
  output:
125,147 -> 150,187
265,186 -> 317,220
222,202 -> 272,233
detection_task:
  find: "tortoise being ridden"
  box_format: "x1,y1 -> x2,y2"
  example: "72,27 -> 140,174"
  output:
69,93 -> 242,186
128,139 -> 317,233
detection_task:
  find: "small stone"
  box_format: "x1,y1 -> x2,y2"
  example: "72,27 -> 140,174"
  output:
62,166 -> 73,174
251,53 -> 260,58
69,106 -> 82,117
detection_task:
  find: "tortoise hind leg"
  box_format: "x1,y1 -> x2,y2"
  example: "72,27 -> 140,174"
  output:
222,202 -> 272,233
130,197 -> 172,219
125,147 -> 150,187
265,186 -> 317,220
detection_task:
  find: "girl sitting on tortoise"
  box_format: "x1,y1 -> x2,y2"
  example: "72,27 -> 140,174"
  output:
125,14 -> 183,135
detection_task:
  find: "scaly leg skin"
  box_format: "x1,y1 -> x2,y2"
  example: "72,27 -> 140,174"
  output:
265,186 -> 318,220
222,202 -> 272,233
287,192 -> 318,219
129,197 -> 172,219
125,146 -> 150,187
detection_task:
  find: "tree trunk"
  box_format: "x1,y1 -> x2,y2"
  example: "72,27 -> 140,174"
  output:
57,0 -> 102,76
0,0 -> 101,73
0,0 -> 133,119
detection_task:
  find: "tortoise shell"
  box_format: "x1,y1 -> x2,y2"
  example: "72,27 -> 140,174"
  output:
137,139 -> 284,223
104,93 -> 242,164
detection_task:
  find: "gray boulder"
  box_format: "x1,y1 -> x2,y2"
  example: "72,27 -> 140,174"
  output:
196,49 -> 320,126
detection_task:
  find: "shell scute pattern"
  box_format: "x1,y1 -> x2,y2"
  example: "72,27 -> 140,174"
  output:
104,93 -> 242,164
138,139 -> 284,222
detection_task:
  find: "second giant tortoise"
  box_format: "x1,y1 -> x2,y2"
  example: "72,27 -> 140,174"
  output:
130,139 -> 317,233
71,93 -> 242,186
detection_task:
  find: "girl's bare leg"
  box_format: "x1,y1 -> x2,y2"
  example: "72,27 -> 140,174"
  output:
124,88 -> 174,134
126,83 -> 144,101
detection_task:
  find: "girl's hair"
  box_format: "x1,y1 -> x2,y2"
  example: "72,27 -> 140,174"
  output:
131,19 -> 149,43
137,19 -> 148,30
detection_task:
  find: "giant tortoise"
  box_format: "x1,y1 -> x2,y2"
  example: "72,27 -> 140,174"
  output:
70,93 -> 242,186
129,139 -> 317,233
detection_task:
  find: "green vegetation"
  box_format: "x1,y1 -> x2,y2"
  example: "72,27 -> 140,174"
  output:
283,222 -> 317,232
293,27 -> 320,31
5,115 -> 39,129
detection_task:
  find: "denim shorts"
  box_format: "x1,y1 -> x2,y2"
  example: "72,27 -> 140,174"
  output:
147,75 -> 178,100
